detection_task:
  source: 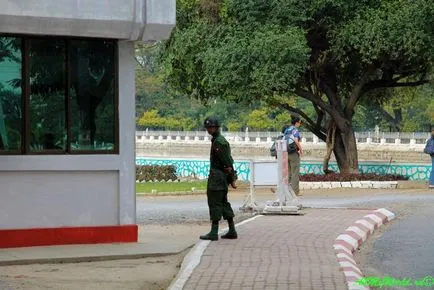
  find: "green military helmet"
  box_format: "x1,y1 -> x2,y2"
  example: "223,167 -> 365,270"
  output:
203,117 -> 221,128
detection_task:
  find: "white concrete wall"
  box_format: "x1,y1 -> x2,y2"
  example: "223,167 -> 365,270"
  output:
118,41 -> 136,226
0,41 -> 137,230
0,156 -> 126,229
0,0 -> 162,231
0,0 -> 175,41
142,0 -> 177,41
0,171 -> 119,229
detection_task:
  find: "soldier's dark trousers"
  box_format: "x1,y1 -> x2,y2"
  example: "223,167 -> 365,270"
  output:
207,189 -> 235,221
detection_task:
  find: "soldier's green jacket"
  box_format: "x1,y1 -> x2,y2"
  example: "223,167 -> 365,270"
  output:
208,132 -> 236,191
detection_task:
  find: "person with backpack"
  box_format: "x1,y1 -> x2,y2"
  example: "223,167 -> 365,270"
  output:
284,117 -> 303,196
424,127 -> 434,189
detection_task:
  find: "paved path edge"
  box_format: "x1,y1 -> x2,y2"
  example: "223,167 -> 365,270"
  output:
333,208 -> 396,290
0,251 -> 184,267
167,215 -> 264,290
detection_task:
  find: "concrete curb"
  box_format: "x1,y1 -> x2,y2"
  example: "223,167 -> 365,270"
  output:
0,251 -> 182,266
167,215 -> 263,290
333,208 -> 396,290
300,181 -> 399,190
136,181 -> 426,197
136,191 -> 206,196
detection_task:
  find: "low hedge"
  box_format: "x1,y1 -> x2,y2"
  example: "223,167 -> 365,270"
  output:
136,165 -> 178,182
300,173 -> 409,182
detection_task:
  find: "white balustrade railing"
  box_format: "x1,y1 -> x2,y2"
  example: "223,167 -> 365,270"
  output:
135,130 -> 431,146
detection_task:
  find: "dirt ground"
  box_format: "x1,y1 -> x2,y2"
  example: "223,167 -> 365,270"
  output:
0,253 -> 184,290
0,224 -> 212,290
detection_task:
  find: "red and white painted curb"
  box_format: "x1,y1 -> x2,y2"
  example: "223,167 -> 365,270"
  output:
334,208 -> 396,290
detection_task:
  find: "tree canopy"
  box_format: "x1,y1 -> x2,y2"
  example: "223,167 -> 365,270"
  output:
161,0 -> 434,172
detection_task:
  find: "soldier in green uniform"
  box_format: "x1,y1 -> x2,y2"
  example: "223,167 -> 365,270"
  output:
200,117 -> 238,241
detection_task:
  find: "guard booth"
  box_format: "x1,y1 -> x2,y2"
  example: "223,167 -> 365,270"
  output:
0,0 -> 175,248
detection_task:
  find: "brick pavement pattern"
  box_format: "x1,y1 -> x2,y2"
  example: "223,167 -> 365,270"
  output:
183,209 -> 373,290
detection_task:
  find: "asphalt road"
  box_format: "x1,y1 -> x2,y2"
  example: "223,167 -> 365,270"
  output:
137,195 -> 225,224
361,203 -> 434,290
136,189 -> 434,289
136,191 -> 434,224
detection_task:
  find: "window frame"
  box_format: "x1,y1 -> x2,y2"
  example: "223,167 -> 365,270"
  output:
0,33 -> 119,155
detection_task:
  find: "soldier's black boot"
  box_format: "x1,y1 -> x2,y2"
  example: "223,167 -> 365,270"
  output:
200,220 -> 219,241
221,218 -> 238,239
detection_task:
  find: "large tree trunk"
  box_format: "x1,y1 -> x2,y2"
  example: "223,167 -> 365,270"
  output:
332,126 -> 359,173
293,86 -> 360,174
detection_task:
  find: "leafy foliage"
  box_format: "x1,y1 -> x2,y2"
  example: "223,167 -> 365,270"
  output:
137,110 -> 197,130
134,41 -> 433,132
136,165 -> 178,182
160,0 -> 434,172
246,109 -> 273,131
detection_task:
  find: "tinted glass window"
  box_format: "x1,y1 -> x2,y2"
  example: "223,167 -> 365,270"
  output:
70,40 -> 116,151
28,39 -> 66,152
0,35 -> 118,155
0,37 -> 22,152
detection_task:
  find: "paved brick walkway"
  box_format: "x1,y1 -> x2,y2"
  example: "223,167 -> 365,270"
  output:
184,209 -> 372,290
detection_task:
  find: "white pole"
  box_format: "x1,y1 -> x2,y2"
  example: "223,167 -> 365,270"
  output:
275,139 -> 300,208
276,140 -> 284,205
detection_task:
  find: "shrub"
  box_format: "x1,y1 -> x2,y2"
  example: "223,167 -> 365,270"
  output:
136,165 -> 178,182
300,173 -> 409,182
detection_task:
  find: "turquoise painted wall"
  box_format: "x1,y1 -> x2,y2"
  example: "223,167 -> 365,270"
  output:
136,158 -> 431,181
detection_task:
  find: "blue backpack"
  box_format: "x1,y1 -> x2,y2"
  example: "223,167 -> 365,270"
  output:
284,127 -> 298,154
424,138 -> 434,155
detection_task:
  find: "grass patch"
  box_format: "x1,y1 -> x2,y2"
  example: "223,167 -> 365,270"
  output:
136,181 -> 207,194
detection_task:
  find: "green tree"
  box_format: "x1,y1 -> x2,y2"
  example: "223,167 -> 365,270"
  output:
137,110 -> 166,129
356,84 -> 434,132
180,117 -> 197,130
274,112 -> 292,132
162,0 -> 434,173
427,99 -> 434,124
164,117 -> 183,130
227,120 -> 243,131
246,109 -> 273,131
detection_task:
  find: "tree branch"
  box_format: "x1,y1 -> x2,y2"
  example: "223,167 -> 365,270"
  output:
294,87 -> 332,114
382,80 -> 431,88
318,79 -> 340,109
279,103 -> 327,141
364,78 -> 432,92
294,87 -> 349,130
279,104 -> 315,127
345,82 -> 365,118
313,104 -> 325,128
344,69 -> 374,118
378,107 -> 401,131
